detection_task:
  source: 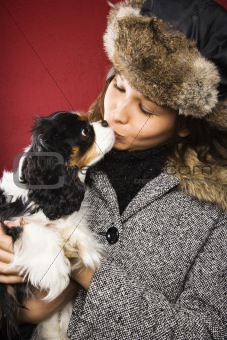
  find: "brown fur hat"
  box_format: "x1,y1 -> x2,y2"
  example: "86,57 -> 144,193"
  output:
104,0 -> 227,128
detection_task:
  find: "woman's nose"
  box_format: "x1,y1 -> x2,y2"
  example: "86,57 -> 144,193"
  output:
112,100 -> 130,124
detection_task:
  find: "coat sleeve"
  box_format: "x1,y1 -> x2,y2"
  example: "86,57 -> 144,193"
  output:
67,217 -> 226,340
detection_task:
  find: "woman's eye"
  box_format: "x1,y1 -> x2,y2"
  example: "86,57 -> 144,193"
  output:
113,83 -> 125,92
81,127 -> 89,137
139,103 -> 155,116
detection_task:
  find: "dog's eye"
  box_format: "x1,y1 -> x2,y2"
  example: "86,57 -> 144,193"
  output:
81,127 -> 89,137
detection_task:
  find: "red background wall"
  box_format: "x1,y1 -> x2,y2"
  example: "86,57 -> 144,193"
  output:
0,0 -> 226,176
0,0 -> 119,175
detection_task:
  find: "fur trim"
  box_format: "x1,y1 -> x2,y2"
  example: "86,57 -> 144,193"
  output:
166,149 -> 227,211
103,0 -> 226,126
206,99 -> 227,128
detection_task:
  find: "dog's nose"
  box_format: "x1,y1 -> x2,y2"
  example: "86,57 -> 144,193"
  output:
101,120 -> 109,127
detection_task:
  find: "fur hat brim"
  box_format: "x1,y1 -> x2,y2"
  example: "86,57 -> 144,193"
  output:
104,1 -> 225,126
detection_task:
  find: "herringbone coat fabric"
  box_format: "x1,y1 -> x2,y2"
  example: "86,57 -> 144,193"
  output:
65,169 -> 226,339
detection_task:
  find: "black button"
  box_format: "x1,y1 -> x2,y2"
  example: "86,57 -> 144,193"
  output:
106,227 -> 119,244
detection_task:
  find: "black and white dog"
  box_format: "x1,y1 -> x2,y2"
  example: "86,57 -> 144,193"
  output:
0,111 -> 115,339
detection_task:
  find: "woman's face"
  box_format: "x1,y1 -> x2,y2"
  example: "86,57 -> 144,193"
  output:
104,74 -> 177,151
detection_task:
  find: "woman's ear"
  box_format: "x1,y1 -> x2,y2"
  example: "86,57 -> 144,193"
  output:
175,114 -> 190,138
178,128 -> 190,137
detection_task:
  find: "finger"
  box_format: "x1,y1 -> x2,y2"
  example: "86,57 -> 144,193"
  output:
0,262 -> 21,275
0,248 -> 14,263
0,223 -> 6,235
0,232 -> 14,253
4,220 -> 22,228
0,274 -> 24,284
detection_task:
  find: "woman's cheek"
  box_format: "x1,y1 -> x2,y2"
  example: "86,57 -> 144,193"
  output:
103,103 -> 112,122
103,97 -> 109,120
104,85 -> 116,117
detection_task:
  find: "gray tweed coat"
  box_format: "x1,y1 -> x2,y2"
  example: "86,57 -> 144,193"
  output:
67,162 -> 226,339
32,149 -> 227,339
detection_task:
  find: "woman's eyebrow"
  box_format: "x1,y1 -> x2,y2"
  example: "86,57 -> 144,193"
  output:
116,73 -> 124,82
142,95 -> 159,109
143,94 -> 153,101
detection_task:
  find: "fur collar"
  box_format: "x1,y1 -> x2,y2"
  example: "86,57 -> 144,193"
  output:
167,148 -> 227,212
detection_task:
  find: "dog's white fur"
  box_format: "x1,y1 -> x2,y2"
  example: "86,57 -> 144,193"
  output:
0,120 -> 115,339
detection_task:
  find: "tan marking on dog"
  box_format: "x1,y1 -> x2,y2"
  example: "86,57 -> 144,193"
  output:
6,285 -> 19,306
69,143 -> 98,168
63,244 -> 78,258
60,227 -> 79,258
7,285 -> 17,300
77,114 -> 88,121
60,229 -> 83,267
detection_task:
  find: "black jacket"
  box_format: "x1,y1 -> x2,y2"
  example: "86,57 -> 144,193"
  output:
141,0 -> 227,99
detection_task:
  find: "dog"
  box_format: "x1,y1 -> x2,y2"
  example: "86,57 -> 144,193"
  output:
0,111 -> 115,339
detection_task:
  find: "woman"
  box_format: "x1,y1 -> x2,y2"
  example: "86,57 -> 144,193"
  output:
0,0 -> 227,339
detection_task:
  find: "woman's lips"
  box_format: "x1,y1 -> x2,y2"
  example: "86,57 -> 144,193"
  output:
114,131 -> 123,139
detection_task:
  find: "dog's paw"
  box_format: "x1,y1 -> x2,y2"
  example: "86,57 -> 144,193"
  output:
61,226 -> 105,269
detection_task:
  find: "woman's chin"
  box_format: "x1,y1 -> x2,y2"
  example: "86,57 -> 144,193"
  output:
113,142 -> 130,151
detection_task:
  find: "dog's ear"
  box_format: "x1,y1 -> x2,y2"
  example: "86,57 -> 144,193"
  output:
0,189 -> 6,206
21,154 -> 85,220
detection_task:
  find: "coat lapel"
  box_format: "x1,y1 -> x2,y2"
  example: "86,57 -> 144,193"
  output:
121,172 -> 179,221
88,170 -> 122,223
89,171 -> 179,220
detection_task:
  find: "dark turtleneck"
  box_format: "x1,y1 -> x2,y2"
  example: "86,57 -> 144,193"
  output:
88,144 -> 169,215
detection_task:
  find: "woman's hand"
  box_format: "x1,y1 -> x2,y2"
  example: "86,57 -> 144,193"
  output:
19,280 -> 80,324
0,222 -> 24,284
70,261 -> 96,291
0,221 -> 80,324
1,219 -> 96,290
